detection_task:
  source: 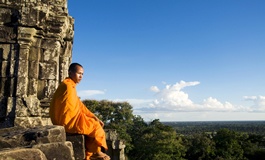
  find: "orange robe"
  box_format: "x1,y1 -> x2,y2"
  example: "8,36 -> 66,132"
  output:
49,77 -> 108,152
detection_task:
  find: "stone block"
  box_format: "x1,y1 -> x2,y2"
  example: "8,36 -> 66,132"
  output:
37,80 -> 45,99
22,96 -> 40,116
16,77 -> 28,96
44,79 -> 58,98
28,78 -> 38,95
6,96 -> 15,117
41,117 -> 53,126
0,60 -> 8,77
17,59 -> 28,76
39,62 -> 57,80
59,58 -> 69,80
0,125 -> 66,149
9,60 -> 16,77
110,140 -> 126,150
53,0 -> 67,7
105,129 -> 126,160
33,36 -> 43,47
14,117 -> 51,129
29,47 -> 40,61
33,141 -> 74,160
105,129 -> 119,141
60,44 -> 72,59
41,41 -> 60,62
17,27 -> 37,45
28,60 -> 39,79
0,26 -> 16,43
14,117 -> 38,128
20,7 -> 39,27
30,125 -> 67,143
0,7 -> 12,24
66,133 -> 86,160
18,48 -> 29,60
0,148 -> 47,160
0,60 -> 17,78
14,97 -> 31,117
0,44 -> 11,60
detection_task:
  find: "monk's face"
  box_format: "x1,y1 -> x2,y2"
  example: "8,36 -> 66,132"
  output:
69,65 -> 84,84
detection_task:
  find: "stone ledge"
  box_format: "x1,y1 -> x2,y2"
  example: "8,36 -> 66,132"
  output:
33,141 -> 74,160
66,133 -> 86,160
0,125 -> 66,149
0,148 -> 47,160
0,125 -> 74,160
0,125 -> 126,160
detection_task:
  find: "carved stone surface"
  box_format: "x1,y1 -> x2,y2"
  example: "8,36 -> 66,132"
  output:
0,125 -> 66,149
0,125 -> 125,160
66,133 -> 86,160
0,125 -> 73,160
0,148 -> 48,160
105,129 -> 126,160
0,0 -> 74,128
0,1 -> 126,159
33,141 -> 75,160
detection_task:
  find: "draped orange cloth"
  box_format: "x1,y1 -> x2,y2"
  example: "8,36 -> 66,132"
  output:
49,78 -> 108,153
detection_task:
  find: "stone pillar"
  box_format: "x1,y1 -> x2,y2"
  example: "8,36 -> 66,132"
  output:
0,0 -> 74,128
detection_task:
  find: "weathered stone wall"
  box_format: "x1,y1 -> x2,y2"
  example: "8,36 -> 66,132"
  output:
0,125 -> 76,160
0,0 -> 74,128
0,1 -> 127,159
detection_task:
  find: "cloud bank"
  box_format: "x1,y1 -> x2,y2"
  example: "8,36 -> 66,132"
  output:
134,81 -> 265,113
77,81 -> 265,121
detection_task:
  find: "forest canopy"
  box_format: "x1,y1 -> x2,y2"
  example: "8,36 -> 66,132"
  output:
83,99 -> 265,160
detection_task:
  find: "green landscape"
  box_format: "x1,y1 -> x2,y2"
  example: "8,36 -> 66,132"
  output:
164,121 -> 265,135
84,99 -> 265,160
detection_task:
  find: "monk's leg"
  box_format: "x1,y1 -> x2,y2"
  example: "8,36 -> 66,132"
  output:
85,136 -> 110,160
84,136 -> 98,159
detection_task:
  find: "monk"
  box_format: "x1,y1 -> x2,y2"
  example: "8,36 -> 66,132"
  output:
49,63 -> 110,160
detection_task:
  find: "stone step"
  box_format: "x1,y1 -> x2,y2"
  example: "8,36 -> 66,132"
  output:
66,133 -> 86,160
0,125 -> 66,149
0,148 -> 47,160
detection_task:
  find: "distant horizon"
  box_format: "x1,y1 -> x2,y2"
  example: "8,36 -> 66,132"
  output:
160,120 -> 265,122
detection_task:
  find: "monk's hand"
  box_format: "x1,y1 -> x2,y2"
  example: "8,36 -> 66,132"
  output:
93,116 -> 104,127
99,120 -> 104,127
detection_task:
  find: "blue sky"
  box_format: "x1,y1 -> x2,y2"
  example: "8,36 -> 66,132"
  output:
68,0 -> 265,121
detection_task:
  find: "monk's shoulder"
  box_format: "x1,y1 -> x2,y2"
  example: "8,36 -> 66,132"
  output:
62,79 -> 76,91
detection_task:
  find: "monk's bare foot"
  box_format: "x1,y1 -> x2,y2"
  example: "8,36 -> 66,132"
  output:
90,152 -> 110,160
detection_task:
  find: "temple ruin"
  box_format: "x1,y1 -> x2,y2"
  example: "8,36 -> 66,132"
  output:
0,1 -> 125,159
0,0 -> 73,128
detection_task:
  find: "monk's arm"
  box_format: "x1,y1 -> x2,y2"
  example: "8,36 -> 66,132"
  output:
79,101 -> 95,117
80,101 -> 104,126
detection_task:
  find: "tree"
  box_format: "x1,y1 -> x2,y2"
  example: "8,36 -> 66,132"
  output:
243,134 -> 265,160
213,128 -> 246,160
184,133 -> 215,160
128,119 -> 186,160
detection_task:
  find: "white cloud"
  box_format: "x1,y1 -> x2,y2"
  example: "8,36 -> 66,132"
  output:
78,90 -> 105,99
77,82 -> 265,121
201,97 -> 239,112
134,111 -> 265,122
150,86 -> 160,92
243,96 -> 265,111
148,81 -> 199,111
138,81 -> 265,113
